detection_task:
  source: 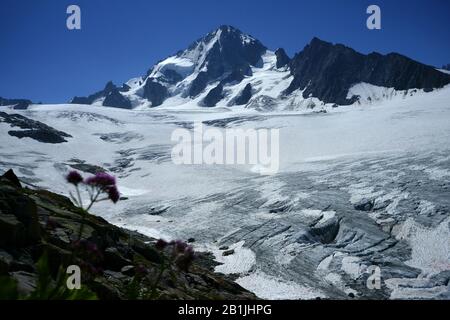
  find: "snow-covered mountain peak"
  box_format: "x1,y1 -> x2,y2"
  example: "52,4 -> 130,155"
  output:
196,25 -> 261,49
69,27 -> 450,111
129,25 -> 269,108
148,25 -> 264,81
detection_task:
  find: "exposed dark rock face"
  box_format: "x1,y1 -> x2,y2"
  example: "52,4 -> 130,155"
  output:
195,25 -> 266,77
103,90 -> 132,109
159,69 -> 183,85
71,81 -> 116,105
286,37 -> 450,105
119,83 -> 131,92
143,80 -> 168,107
189,72 -> 209,98
70,96 -> 92,105
221,66 -> 252,86
188,26 -> 266,97
275,48 -> 290,68
442,64 -> 450,71
0,111 -> 71,143
0,170 -> 257,300
232,83 -> 253,106
0,172 -> 40,248
202,84 -> 224,107
0,97 -> 32,110
71,81 -> 132,109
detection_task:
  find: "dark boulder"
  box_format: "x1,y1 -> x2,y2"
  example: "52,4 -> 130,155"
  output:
131,240 -> 162,264
354,199 -> 375,212
0,171 -> 41,247
1,169 -> 22,189
310,215 -> 340,244
104,247 -> 132,271
222,249 -> 235,256
120,265 -> 135,276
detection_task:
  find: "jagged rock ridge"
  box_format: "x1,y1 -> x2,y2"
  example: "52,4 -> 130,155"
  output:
285,38 -> 450,105
0,97 -> 33,110
69,27 -> 450,109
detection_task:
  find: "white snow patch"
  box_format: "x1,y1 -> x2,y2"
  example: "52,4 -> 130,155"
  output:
299,209 -> 323,218
424,167 -> 450,180
417,200 -> 436,216
211,241 -> 256,274
341,256 -> 364,280
347,82 -> 423,105
236,270 -> 325,300
396,218 -> 450,275
118,186 -> 150,197
385,277 -> 449,300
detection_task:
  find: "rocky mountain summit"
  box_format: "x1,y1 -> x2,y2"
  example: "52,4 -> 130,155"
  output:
285,37 -> 450,104
72,81 -> 132,109
0,170 -> 256,300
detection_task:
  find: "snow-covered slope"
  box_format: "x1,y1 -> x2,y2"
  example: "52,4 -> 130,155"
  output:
124,50 -> 293,110
346,83 -> 429,105
5,25 -> 449,300
1,84 -> 450,299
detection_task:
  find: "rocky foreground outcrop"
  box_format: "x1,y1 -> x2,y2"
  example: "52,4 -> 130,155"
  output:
0,170 -> 256,300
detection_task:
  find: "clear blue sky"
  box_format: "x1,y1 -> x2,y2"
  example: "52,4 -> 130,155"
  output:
1,0 -> 449,103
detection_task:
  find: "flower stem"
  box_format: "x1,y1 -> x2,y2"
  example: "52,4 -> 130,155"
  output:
77,189 -> 101,241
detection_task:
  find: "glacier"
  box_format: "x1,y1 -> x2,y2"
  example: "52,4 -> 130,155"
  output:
1,82 -> 450,299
